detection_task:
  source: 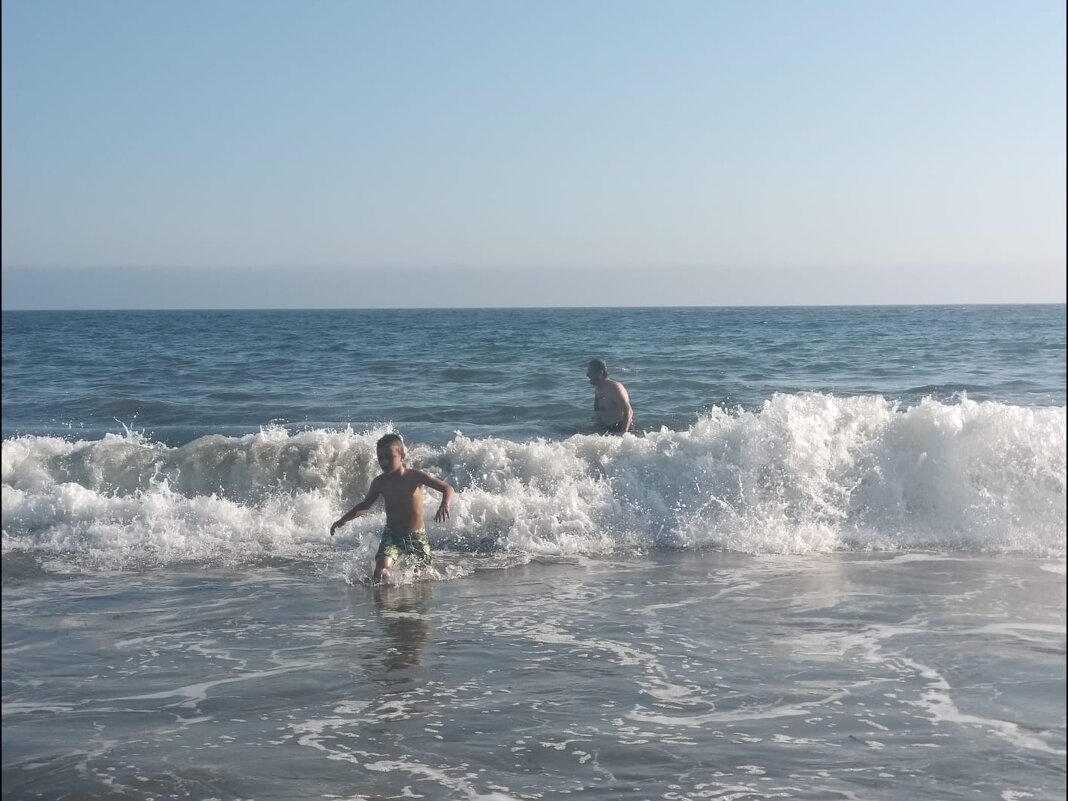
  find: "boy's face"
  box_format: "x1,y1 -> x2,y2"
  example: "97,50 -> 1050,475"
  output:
377,443 -> 405,472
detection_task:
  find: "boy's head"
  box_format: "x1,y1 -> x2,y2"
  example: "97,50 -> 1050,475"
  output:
376,433 -> 406,472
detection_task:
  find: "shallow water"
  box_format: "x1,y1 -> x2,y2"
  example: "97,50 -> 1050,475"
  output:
3,553 -> 1064,800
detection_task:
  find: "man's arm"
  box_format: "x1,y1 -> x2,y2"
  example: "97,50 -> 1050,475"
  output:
330,479 -> 381,536
413,470 -> 455,522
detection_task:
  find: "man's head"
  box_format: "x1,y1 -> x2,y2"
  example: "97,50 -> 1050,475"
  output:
586,358 -> 608,386
376,433 -> 406,472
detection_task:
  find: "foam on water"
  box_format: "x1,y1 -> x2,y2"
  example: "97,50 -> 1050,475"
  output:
3,393 -> 1065,574
2,551 -> 1064,799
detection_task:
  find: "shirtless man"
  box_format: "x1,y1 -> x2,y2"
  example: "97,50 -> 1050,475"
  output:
330,433 -> 455,582
586,358 -> 633,435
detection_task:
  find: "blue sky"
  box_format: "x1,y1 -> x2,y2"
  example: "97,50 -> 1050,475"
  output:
2,0 -> 1065,308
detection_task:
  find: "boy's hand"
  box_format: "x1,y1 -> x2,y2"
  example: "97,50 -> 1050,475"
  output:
434,503 -> 450,523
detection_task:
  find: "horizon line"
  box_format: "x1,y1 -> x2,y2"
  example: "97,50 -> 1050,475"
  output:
4,301 -> 1065,313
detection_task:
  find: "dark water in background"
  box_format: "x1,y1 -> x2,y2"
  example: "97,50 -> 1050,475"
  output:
3,305 -> 1064,445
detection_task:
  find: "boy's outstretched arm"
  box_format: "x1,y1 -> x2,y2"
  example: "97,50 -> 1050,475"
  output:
330,480 -> 381,536
415,470 -> 455,523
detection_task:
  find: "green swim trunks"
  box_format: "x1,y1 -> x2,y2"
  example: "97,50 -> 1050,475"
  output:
375,527 -> 432,565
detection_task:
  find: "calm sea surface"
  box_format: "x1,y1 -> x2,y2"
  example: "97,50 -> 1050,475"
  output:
2,305 -> 1065,800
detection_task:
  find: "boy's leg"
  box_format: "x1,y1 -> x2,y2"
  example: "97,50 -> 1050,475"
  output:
373,555 -> 395,582
374,531 -> 400,582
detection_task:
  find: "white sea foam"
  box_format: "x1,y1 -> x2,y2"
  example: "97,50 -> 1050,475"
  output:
3,394 -> 1064,572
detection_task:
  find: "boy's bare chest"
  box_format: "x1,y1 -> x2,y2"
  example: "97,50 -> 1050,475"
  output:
379,474 -> 423,503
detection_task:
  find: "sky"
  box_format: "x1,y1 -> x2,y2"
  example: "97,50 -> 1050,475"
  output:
2,0 -> 1065,309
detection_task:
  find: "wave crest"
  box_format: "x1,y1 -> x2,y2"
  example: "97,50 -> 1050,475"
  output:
3,394 -> 1065,572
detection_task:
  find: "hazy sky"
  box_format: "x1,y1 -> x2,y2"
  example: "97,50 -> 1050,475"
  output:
2,0 -> 1065,308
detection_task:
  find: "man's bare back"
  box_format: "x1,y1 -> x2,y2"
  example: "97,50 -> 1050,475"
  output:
586,358 -> 633,434
594,378 -> 630,427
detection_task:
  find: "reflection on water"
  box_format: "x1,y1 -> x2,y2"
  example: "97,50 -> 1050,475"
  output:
373,582 -> 433,674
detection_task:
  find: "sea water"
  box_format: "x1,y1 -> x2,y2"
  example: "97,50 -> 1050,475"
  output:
2,305 -> 1065,800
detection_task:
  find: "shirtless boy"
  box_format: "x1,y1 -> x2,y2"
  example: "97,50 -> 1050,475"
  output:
586,358 -> 634,435
330,433 -> 455,582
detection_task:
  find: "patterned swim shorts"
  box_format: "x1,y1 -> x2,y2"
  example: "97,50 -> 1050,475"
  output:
375,527 -> 432,565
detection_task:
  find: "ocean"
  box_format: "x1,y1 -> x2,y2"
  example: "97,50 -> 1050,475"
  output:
2,305 -> 1065,801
